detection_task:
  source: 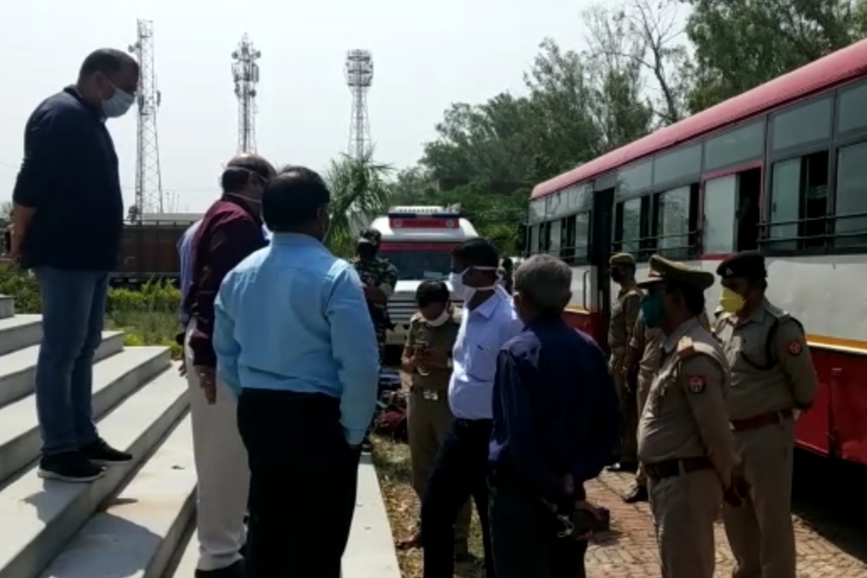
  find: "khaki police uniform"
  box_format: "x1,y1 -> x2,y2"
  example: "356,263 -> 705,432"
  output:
403,311 -> 472,550
636,255 -> 738,578
631,310 -> 711,488
608,252 -> 643,465
714,253 -> 819,578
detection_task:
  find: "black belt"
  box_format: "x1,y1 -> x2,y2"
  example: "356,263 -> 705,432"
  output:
643,456 -> 712,480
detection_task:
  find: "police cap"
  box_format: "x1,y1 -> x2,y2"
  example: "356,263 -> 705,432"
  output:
637,254 -> 715,290
358,228 -> 382,245
609,252 -> 636,266
716,251 -> 766,280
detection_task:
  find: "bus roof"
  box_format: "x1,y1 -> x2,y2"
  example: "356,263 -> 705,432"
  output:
530,37 -> 867,200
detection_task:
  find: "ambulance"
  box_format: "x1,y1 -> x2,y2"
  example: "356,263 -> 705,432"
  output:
369,206 -> 478,346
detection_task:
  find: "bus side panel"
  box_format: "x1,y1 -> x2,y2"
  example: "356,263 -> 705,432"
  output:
815,347 -> 867,464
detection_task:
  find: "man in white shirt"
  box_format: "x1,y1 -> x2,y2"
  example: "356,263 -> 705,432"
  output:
420,239 -> 523,578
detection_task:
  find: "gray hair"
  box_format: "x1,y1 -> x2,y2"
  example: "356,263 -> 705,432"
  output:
514,254 -> 572,313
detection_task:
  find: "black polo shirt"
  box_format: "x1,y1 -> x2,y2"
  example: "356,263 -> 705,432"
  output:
12,86 -> 124,271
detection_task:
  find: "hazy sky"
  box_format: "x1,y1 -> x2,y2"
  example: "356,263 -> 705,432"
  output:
0,0 -> 593,212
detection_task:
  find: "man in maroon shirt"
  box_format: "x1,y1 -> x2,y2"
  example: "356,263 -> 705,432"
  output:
184,152 -> 276,578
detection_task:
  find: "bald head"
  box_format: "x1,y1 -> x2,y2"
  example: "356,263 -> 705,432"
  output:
221,153 -> 276,196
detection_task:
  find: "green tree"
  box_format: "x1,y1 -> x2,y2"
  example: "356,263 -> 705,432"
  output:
685,0 -> 867,111
323,149 -> 394,258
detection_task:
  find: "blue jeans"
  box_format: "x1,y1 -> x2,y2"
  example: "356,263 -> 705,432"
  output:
33,267 -> 108,455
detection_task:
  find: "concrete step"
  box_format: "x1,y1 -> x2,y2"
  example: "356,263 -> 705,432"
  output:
0,296 -> 14,320
0,361 -> 189,578
0,315 -> 42,356
0,346 -> 171,487
39,415 -> 196,578
0,331 -> 124,409
166,454 -> 402,578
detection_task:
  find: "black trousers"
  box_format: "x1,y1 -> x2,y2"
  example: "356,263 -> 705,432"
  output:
421,418 -> 495,578
237,388 -> 361,578
488,470 -> 588,578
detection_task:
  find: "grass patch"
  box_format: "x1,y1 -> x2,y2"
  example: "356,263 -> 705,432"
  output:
371,435 -> 486,578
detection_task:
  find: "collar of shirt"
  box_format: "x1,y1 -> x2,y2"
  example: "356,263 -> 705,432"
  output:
63,86 -> 104,121
270,232 -> 323,248
467,287 -> 509,319
724,297 -> 769,328
661,316 -> 701,354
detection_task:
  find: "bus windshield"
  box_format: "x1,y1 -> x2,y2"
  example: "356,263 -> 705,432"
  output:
379,245 -> 455,281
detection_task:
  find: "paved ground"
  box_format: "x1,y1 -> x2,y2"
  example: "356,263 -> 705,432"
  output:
585,453 -> 867,577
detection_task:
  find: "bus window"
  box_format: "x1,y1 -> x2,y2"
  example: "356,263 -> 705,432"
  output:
614,198 -> 642,256
655,186 -> 691,257
833,142 -> 867,248
736,168 -> 761,251
703,175 -> 737,255
766,151 -> 829,252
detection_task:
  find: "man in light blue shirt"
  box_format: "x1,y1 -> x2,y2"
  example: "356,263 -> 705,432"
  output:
213,166 -> 379,578
420,239 -> 523,578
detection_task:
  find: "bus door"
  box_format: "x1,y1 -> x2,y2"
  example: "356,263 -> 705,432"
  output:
591,186 -> 616,351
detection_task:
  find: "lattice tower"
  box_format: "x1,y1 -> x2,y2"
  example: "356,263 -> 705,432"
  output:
232,35 -> 261,154
128,19 -> 164,218
345,50 -> 373,160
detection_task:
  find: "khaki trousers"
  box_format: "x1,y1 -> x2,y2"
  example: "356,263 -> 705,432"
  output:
407,388 -> 472,545
722,419 -> 796,578
185,322 -> 250,572
610,351 -> 638,464
635,372 -> 653,486
649,468 -> 722,578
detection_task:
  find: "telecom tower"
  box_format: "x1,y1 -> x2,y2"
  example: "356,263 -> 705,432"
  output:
345,50 -> 373,160
128,19 -> 164,217
232,35 -> 261,154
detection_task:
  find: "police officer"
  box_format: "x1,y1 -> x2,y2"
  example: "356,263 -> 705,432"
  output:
398,281 -> 472,560
350,228 -> 399,360
715,251 -> 818,578
607,252 -> 642,472
624,309 -> 712,503
635,254 -> 742,578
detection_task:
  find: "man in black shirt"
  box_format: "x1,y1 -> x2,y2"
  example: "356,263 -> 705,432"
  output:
10,49 -> 139,483
488,254 -> 620,578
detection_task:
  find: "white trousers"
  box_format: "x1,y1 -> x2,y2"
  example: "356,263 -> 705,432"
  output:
185,322 -> 250,572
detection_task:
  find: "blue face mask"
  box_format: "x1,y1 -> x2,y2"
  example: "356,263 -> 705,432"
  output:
639,292 -> 665,329
102,85 -> 135,118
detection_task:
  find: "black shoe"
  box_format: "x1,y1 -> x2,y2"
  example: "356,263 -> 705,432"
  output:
80,439 -> 132,466
607,461 -> 638,473
195,560 -> 244,578
623,485 -> 648,504
38,451 -> 106,483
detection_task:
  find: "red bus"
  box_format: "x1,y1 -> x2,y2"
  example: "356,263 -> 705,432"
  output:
525,39 -> 867,466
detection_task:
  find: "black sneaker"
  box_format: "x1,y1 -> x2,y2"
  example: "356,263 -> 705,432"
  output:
80,439 -> 132,466
38,452 -> 106,483
195,560 -> 244,578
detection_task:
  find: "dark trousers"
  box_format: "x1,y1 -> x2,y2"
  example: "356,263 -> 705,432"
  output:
421,418 -> 495,578
488,470 -> 587,578
237,389 -> 361,578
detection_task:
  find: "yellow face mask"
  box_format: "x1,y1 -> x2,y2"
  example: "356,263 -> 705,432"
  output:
719,287 -> 746,313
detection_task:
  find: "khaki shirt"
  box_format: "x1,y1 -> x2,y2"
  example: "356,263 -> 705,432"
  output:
629,310 -> 710,380
637,317 -> 736,487
715,298 -> 818,421
402,311 -> 460,393
609,284 -> 642,353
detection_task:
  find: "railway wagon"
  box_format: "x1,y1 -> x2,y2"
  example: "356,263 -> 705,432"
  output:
524,39 -> 867,466
110,220 -> 191,288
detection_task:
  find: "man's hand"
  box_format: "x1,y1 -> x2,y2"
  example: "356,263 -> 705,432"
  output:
7,226 -> 22,263
179,358 -> 188,377
195,366 -> 217,404
423,346 -> 450,368
724,473 -> 750,507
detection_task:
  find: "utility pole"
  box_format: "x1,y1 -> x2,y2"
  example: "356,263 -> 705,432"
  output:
345,50 -> 373,160
128,19 -> 164,218
232,35 -> 261,154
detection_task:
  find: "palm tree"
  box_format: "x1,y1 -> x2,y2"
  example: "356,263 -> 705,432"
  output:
323,148 -> 394,257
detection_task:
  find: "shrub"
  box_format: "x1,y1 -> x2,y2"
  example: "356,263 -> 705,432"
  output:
0,265 -> 182,353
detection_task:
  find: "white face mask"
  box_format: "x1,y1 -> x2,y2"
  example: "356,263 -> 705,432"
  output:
448,267 -> 498,301
425,310 -> 450,327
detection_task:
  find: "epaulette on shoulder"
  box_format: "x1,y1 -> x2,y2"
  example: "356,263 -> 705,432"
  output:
676,336 -> 696,359
764,303 -> 792,322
